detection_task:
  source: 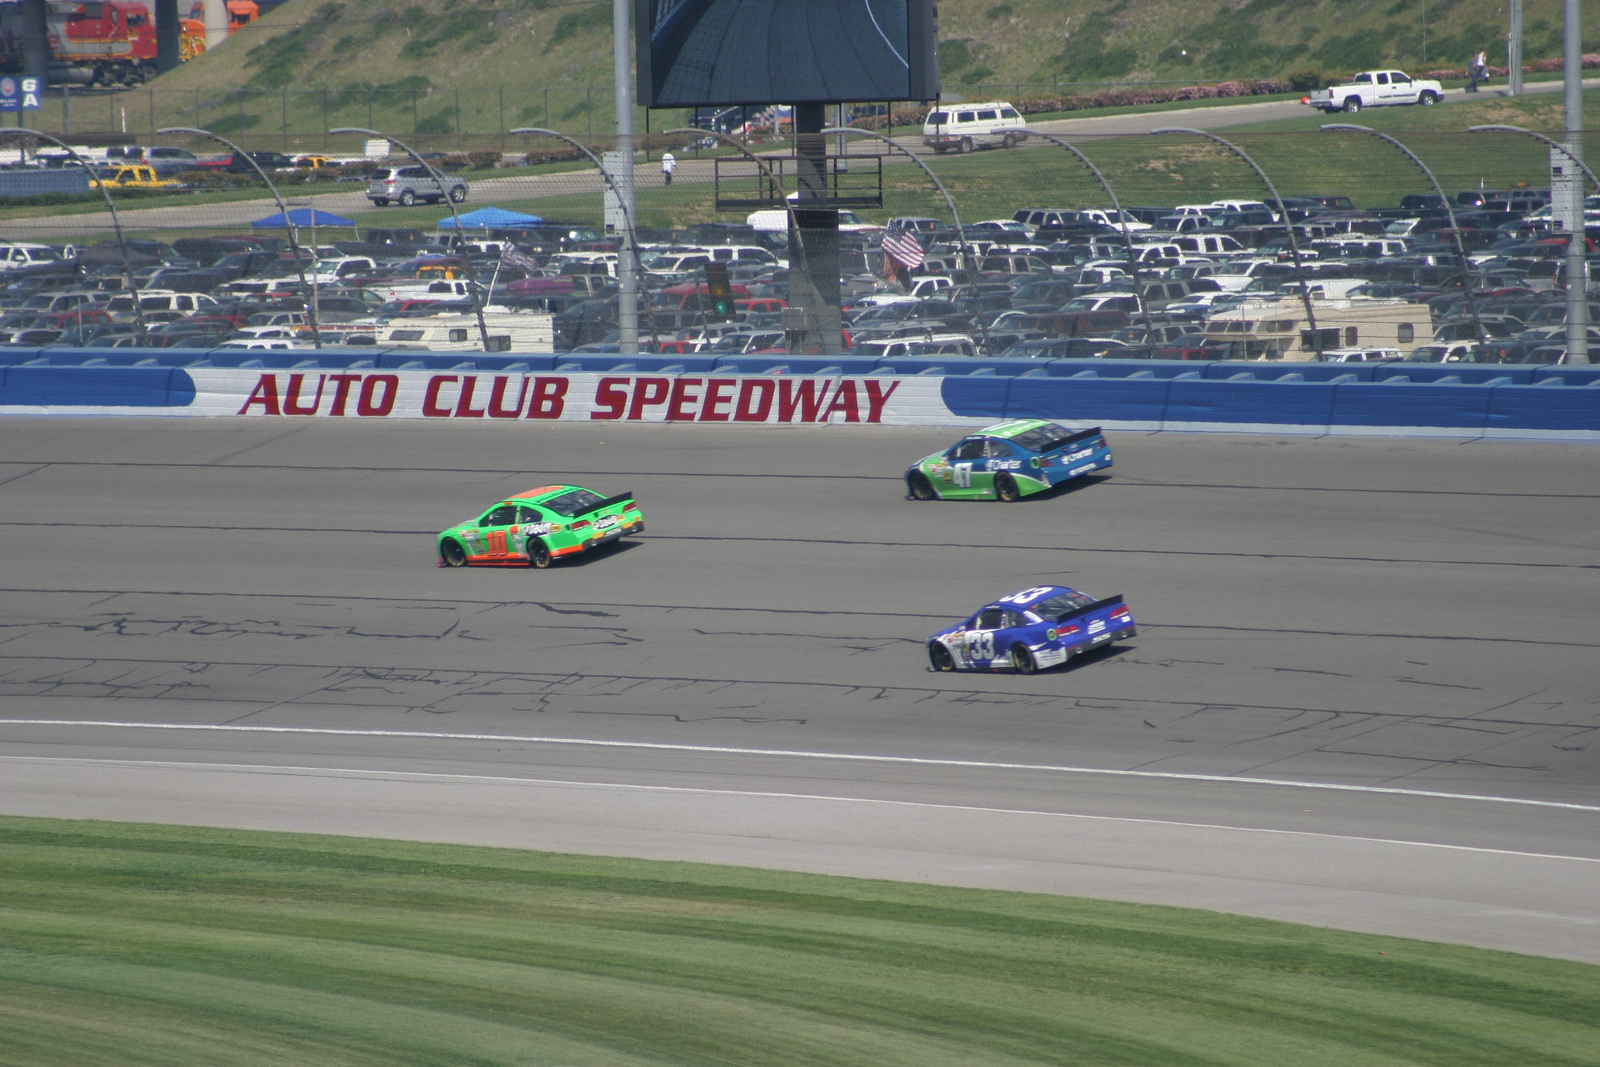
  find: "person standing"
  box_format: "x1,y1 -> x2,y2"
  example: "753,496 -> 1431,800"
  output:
1467,50 -> 1488,92
661,151 -> 677,186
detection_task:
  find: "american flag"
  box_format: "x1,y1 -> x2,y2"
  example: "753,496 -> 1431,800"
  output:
880,232 -> 925,269
500,247 -> 542,273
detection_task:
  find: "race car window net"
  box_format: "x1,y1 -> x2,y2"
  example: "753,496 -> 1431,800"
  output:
1010,425 -> 1099,453
480,505 -> 517,527
1032,593 -> 1098,621
516,506 -> 541,524
542,490 -> 607,517
951,439 -> 985,460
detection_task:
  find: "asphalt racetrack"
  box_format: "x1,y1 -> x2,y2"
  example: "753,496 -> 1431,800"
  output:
2,418 -> 1597,963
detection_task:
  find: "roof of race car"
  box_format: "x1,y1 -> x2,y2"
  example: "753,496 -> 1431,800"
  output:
983,585 -> 1080,610
977,419 -> 1053,440
504,485 -> 577,503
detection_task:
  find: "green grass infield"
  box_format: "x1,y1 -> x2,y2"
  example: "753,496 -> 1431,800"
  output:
2,816 -> 1597,1066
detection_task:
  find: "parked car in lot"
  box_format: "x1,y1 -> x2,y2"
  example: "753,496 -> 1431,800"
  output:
366,165 -> 468,207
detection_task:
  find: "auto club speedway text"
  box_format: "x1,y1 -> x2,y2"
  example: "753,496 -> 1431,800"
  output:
215,371 -> 940,423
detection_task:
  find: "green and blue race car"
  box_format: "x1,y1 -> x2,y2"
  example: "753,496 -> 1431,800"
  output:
437,484 -> 642,568
906,419 -> 1112,501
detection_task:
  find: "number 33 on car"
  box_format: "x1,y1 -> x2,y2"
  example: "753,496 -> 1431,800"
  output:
906,419 -> 1112,502
927,585 -> 1136,674
437,485 -> 643,569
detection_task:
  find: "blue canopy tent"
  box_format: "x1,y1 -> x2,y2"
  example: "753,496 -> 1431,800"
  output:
251,208 -> 358,229
437,206 -> 544,229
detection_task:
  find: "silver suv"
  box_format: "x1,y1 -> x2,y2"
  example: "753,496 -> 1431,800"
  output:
365,165 -> 468,207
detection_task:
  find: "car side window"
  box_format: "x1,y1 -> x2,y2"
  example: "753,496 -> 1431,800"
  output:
983,439 -> 1012,458
975,608 -> 1006,630
951,439 -> 985,460
1001,610 -> 1028,629
515,506 -> 544,524
481,504 -> 517,527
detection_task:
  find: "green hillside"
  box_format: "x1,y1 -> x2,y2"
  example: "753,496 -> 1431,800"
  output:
98,0 -> 1600,142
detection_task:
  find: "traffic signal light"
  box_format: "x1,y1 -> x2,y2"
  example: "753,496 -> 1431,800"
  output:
704,262 -> 734,321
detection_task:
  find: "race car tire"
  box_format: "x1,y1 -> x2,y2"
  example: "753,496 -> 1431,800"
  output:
994,473 -> 1021,502
528,539 -> 552,569
399,190 -> 416,207
440,539 -> 467,567
1010,644 -> 1038,674
908,472 -> 938,500
928,642 -> 955,672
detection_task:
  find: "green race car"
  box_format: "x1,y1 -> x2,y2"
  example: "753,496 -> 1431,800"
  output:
437,484 -> 643,568
906,420 -> 1113,501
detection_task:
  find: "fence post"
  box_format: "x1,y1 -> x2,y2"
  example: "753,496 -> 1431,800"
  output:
281,88 -> 288,149
455,88 -> 460,144
148,88 -> 155,142
544,87 -> 549,130
498,86 -> 503,151
194,87 -> 200,129
412,89 -> 418,135
61,87 -> 69,136
322,89 -> 328,139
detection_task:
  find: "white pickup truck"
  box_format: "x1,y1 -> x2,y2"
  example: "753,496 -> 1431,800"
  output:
1304,70 -> 1444,113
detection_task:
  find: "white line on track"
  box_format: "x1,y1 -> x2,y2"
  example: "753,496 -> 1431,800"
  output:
5,719 -> 1598,813
9,755 -> 1596,865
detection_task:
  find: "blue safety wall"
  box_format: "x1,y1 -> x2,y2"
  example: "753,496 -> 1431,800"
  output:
3,350 -> 1599,435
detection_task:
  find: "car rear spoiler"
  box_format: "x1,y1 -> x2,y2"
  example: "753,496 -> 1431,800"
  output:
1057,594 -> 1124,625
1053,426 -> 1104,450
578,491 -> 634,517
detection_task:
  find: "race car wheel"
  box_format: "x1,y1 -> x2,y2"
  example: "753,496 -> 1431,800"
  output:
440,539 -> 467,567
908,472 -> 938,500
1010,645 -> 1038,674
994,473 -> 1021,502
928,642 -> 955,672
399,190 -> 416,207
528,539 -> 552,569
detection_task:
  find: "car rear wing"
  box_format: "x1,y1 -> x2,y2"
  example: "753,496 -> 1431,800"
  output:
578,491 -> 634,517
1052,427 -> 1105,450
1057,594 -> 1125,625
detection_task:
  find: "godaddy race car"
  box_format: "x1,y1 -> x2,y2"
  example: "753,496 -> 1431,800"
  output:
906,419 -> 1112,501
928,585 -> 1136,674
437,485 -> 642,568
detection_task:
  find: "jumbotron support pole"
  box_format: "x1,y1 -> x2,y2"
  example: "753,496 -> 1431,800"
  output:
1321,123 -> 1489,349
1152,127 -> 1321,358
1561,0 -> 1588,363
611,0 -> 637,354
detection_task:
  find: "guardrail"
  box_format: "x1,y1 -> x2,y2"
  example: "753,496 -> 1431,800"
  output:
3,352 -> 1598,438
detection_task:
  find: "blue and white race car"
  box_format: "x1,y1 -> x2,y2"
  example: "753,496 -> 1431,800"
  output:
927,585 -> 1136,673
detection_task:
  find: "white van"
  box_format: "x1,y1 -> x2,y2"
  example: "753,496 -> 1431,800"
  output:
922,102 -> 1027,153
746,209 -> 877,233
381,312 -> 554,351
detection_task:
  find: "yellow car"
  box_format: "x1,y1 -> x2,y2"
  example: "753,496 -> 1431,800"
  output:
90,165 -> 183,191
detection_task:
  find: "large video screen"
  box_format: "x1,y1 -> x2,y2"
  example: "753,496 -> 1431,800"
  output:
637,0 -> 939,108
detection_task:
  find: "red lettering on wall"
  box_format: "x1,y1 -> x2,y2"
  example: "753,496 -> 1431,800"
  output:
665,377 -> 703,421
864,379 -> 900,423
528,377 -> 568,419
455,375 -> 488,418
422,375 -> 458,418
627,377 -> 671,420
357,374 -> 399,417
326,374 -> 361,416
487,376 -> 527,419
820,380 -> 860,422
237,374 -> 280,415
777,378 -> 830,422
699,378 -> 735,421
734,378 -> 775,422
591,376 -> 628,420
283,373 -> 325,416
